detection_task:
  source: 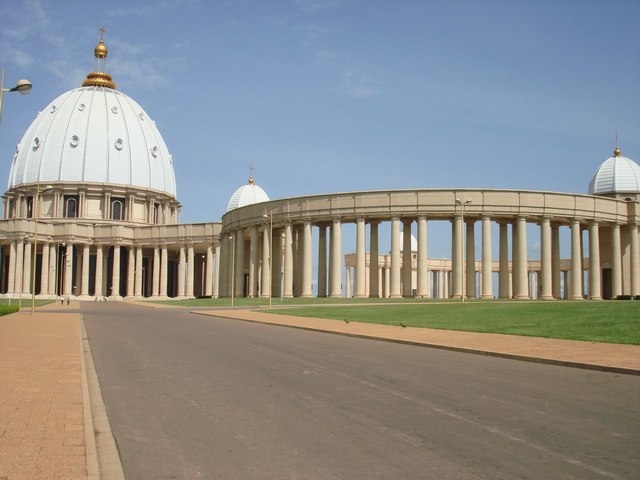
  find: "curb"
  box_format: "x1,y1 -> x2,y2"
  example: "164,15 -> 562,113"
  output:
198,310 -> 640,377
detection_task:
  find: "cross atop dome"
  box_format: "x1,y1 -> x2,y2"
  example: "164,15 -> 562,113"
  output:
82,27 -> 116,89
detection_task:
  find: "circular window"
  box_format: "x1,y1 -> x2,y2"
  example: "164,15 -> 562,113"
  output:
78,103 -> 86,111
151,146 -> 159,157
70,135 -> 79,147
115,138 -> 124,150
33,137 -> 40,150
111,106 -> 119,114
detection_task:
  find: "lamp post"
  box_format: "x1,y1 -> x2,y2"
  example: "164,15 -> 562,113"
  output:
262,212 -> 273,309
31,185 -> 53,314
455,198 -> 471,302
0,68 -> 32,125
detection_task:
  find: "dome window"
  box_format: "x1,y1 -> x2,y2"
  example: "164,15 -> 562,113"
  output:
70,135 -> 79,147
151,146 -> 159,157
114,138 -> 124,151
110,198 -> 125,220
32,137 -> 40,150
50,105 -> 57,113
111,106 -> 119,114
64,196 -> 78,218
78,103 -> 86,111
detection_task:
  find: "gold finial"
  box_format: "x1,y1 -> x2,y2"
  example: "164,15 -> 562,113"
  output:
82,27 -> 116,89
248,165 -> 255,184
614,146 -> 621,157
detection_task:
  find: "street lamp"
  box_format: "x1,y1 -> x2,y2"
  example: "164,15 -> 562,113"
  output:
455,198 -> 471,302
262,212 -> 273,309
31,185 -> 53,314
0,68 -> 32,125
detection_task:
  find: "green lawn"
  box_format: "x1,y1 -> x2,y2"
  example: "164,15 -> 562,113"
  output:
267,300 -> 640,345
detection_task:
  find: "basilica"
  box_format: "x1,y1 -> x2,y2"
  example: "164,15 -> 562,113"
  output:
1,36 -> 639,302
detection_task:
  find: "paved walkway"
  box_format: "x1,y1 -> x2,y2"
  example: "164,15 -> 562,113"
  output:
1,302 -> 639,480
0,302 -> 91,480
201,308 -> 640,375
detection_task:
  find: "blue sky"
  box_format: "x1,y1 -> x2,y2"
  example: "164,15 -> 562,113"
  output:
1,0 -> 639,230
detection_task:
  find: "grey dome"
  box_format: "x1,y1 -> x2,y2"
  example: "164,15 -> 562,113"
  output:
588,147 -> 640,195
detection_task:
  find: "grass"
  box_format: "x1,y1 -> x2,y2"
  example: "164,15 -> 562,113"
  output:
267,300 -> 640,345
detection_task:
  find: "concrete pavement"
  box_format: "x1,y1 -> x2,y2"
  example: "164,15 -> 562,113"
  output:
1,301 -> 638,479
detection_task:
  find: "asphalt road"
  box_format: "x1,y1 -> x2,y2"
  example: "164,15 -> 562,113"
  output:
82,302 -> 640,480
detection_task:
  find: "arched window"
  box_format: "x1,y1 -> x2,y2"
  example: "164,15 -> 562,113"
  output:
153,203 -> 160,224
64,196 -> 78,218
26,197 -> 34,218
111,198 -> 125,220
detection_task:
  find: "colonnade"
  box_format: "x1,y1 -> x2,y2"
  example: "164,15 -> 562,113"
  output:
1,236 -> 221,301
220,189 -> 640,300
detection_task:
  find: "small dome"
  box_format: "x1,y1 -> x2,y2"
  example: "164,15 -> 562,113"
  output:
227,177 -> 269,211
588,147 -> 640,195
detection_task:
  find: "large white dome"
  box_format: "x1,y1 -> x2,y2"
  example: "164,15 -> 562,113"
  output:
588,147 -> 640,195
7,86 -> 177,198
227,177 -> 269,211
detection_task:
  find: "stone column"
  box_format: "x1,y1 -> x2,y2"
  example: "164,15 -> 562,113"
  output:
416,216 -> 429,298
498,222 -> 509,298
481,215 -> 492,299
551,224 -> 561,299
152,246 -> 160,297
206,245 -> 214,297
369,221 -> 379,298
630,224 -> 639,297
48,244 -> 57,296
235,232 -> 245,298
402,219 -> 413,297
317,225 -> 327,297
40,241 -> 50,296
466,220 -> 476,298
589,221 -> 601,299
160,245 -> 168,298
261,226 -> 271,298
95,246 -> 103,298
540,217 -> 553,300
187,244 -> 194,298
301,220 -> 313,297
23,241 -> 32,294
135,247 -> 143,298
283,223 -> 294,298
570,220 -> 583,299
127,247 -> 135,298
178,246 -> 186,298
355,217 -> 366,298
514,216 -> 528,299
390,217 -> 401,298
7,240 -> 17,295
452,216 -> 463,299
111,244 -> 120,299
612,224 -> 622,298
213,245 -> 220,298
81,244 -> 90,297
249,226 -> 259,297
329,218 -> 342,298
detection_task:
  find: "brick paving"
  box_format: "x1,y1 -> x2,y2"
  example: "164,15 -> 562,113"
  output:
204,308 -> 640,375
1,302 -> 638,480
0,302 -> 88,480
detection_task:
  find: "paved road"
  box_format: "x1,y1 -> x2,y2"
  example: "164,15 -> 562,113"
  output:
82,302 -> 639,480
